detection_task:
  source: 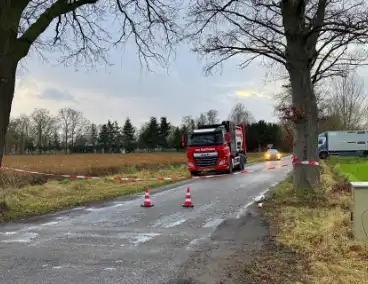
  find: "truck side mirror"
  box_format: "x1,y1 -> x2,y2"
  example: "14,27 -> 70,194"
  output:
181,135 -> 185,147
225,132 -> 230,142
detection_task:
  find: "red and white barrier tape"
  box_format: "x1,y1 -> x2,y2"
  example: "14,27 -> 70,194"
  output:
0,162 -> 293,181
293,160 -> 320,166
291,155 -> 320,166
0,156 -> 319,182
0,166 -> 180,181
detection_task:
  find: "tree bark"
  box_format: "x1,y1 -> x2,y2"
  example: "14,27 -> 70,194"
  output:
0,61 -> 18,167
281,0 -> 321,191
288,65 -> 320,190
0,1 -> 23,167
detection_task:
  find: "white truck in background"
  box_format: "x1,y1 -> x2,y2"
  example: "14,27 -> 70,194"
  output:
318,130 -> 368,159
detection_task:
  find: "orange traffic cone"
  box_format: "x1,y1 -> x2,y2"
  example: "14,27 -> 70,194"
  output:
141,187 -> 154,207
182,187 -> 194,208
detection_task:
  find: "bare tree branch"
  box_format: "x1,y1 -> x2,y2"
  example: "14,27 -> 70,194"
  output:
186,0 -> 368,81
327,69 -> 368,129
16,0 -> 182,68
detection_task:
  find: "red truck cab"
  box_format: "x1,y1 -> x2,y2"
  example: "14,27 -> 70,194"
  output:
182,121 -> 247,176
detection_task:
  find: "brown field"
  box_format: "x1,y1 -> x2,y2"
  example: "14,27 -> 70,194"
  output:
2,152 -> 266,176
3,152 -> 187,176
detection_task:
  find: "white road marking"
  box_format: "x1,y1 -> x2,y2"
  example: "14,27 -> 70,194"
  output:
152,212 -> 182,228
186,235 -> 211,250
55,216 -> 69,221
162,219 -> 187,228
104,267 -> 116,271
235,201 -> 254,219
202,218 -> 224,228
0,231 -> 17,236
85,207 -> 105,212
41,221 -> 59,226
130,233 -> 160,246
1,232 -> 38,243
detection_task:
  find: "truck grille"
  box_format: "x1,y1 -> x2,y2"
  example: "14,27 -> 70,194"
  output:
193,157 -> 218,168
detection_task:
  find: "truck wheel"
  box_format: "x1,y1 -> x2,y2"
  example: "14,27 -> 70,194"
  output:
226,158 -> 233,174
319,152 -> 328,159
190,171 -> 201,176
239,155 -> 245,170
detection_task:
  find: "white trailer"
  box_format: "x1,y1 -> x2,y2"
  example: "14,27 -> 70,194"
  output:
318,130 -> 368,159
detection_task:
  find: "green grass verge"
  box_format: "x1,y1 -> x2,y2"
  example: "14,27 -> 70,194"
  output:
329,156 -> 368,181
241,161 -> 368,284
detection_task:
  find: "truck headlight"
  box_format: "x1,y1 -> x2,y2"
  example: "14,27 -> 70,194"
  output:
188,162 -> 194,167
218,159 -> 225,165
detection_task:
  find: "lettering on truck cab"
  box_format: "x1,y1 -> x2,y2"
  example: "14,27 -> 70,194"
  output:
195,148 -> 216,152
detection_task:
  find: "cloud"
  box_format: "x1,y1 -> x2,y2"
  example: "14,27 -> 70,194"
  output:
12,77 -> 76,117
233,89 -> 272,99
11,42 -> 286,127
40,88 -> 76,102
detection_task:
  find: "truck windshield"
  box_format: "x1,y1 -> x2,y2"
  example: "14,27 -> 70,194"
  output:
188,132 -> 223,146
318,136 -> 326,146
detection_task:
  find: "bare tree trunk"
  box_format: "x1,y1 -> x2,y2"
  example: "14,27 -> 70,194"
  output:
0,42 -> 19,168
289,67 -> 320,190
0,63 -> 17,166
0,0 -> 25,166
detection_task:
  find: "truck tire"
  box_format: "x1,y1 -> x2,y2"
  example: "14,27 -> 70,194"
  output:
225,158 -> 233,174
239,154 -> 245,170
190,171 -> 201,176
319,151 -> 328,159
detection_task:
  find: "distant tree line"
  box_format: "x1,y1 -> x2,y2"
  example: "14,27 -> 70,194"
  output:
275,70 -> 368,151
5,103 -> 290,155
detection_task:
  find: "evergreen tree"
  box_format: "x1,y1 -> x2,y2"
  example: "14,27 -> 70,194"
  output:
137,123 -> 149,150
245,120 -> 284,152
122,117 -> 136,153
146,117 -> 160,150
112,121 -> 122,152
89,123 -> 98,149
106,120 -> 115,152
158,117 -> 170,149
25,137 -> 35,153
75,134 -> 87,153
172,127 -> 182,150
52,131 -> 61,151
98,124 -> 109,151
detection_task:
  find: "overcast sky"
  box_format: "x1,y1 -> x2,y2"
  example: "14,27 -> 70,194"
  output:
16,20 -> 355,129
11,2 -> 368,130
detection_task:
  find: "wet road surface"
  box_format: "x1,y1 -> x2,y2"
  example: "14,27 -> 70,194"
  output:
0,157 -> 292,284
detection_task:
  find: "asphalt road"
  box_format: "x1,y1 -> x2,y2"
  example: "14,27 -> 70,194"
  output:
0,157 -> 292,284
